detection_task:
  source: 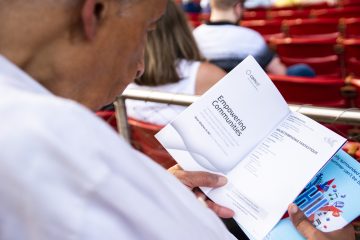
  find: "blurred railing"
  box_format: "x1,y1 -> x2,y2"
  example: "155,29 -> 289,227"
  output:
115,88 -> 360,142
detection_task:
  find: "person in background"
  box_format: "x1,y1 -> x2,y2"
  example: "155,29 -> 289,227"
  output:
193,0 -> 315,76
125,0 -> 226,126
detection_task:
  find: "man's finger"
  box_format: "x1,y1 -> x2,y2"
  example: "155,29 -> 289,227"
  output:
194,189 -> 234,218
169,165 -> 227,189
288,203 -> 318,239
206,199 -> 235,218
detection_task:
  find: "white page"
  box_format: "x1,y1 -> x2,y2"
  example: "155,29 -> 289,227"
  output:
207,112 -> 346,240
156,56 -> 290,175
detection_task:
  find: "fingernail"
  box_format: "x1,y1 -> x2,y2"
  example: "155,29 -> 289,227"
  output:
289,203 -> 298,214
217,176 -> 228,185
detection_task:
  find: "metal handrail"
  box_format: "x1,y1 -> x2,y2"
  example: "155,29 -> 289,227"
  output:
116,88 -> 360,142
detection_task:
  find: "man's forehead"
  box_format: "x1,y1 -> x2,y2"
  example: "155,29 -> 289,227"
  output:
117,0 -> 166,14
136,0 -> 167,18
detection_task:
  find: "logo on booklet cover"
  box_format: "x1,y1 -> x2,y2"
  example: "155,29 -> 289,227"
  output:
246,70 -> 260,90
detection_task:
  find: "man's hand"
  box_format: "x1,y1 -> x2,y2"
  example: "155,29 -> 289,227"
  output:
169,164 -> 235,218
288,203 -> 355,240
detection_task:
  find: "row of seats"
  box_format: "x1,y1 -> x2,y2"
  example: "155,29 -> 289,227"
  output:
243,0 -> 360,13
96,77 -> 360,168
269,37 -> 360,78
185,0 -> 360,25
241,17 -> 360,41
97,74 -> 360,166
243,5 -> 360,20
271,74 -> 360,140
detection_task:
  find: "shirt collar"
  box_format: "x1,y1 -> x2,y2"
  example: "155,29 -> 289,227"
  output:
0,55 -> 53,95
206,21 -> 239,26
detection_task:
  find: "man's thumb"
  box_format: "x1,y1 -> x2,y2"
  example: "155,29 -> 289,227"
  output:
288,203 -> 318,239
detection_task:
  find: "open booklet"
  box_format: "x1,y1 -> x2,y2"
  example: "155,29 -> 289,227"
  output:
155,56 -> 347,240
266,149 -> 360,239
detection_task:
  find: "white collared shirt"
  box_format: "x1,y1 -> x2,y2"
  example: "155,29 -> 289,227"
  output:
0,55 -> 235,240
193,24 -> 269,61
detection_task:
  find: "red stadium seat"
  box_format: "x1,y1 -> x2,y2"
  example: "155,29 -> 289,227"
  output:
96,111 -> 176,169
240,19 -> 284,42
341,18 -> 360,38
189,20 -> 202,28
268,74 -> 349,107
339,0 -> 360,7
243,9 -> 268,20
268,9 -> 311,20
343,38 -> 360,77
298,2 -> 332,9
199,12 -> 210,22
186,12 -> 200,21
269,74 -> 355,136
283,18 -> 340,39
312,6 -> 360,19
270,37 -> 344,77
128,118 -> 176,169
96,110 -> 118,129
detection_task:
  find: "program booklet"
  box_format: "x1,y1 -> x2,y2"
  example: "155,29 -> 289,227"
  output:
266,149 -> 360,239
155,56 -> 347,240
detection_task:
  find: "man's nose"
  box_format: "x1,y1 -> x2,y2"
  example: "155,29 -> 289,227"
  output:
135,58 -> 145,79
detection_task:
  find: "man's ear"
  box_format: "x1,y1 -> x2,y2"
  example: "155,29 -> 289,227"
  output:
81,0 -> 105,40
233,2 -> 243,22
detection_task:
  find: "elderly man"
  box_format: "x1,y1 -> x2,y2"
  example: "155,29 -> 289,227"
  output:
0,0 -> 236,239
0,0 -> 354,240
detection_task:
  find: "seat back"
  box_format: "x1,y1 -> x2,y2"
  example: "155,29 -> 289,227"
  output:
241,19 -> 284,42
268,74 -> 349,107
269,74 -> 353,135
95,111 -> 176,169
340,0 -> 360,7
271,37 -> 344,77
128,118 -> 176,169
243,8 -> 268,20
268,9 -> 311,20
96,110 -> 118,129
283,18 -> 340,39
343,38 -> 360,77
341,17 -> 360,38
312,6 -> 360,18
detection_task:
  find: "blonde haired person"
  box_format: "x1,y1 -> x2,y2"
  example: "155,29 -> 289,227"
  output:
125,0 -> 226,125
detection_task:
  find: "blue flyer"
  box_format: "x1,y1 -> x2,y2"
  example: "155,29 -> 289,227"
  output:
266,149 -> 360,239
